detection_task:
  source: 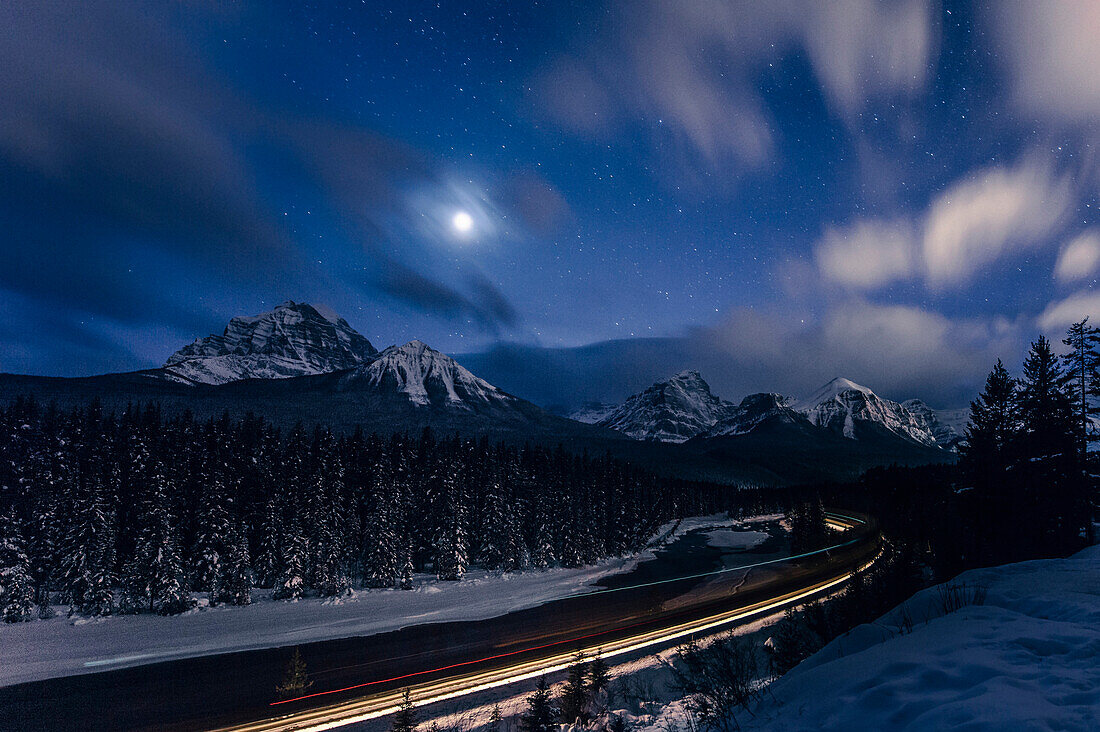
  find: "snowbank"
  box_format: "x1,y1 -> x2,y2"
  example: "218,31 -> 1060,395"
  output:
742,545 -> 1100,731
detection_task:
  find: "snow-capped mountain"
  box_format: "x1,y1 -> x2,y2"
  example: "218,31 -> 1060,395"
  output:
793,377 -> 937,446
902,399 -> 966,450
344,340 -> 512,408
707,392 -> 810,437
163,301 -> 377,384
596,370 -> 735,442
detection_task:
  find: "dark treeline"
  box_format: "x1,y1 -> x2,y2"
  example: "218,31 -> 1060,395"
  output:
828,327 -> 1096,580
0,399 -> 760,621
762,324 -> 1098,686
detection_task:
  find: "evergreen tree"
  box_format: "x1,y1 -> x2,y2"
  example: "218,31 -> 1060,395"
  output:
433,475 -> 468,581
307,466 -> 351,597
558,653 -> 591,724
391,688 -> 418,732
273,527 -> 309,600
362,488 -> 400,588
0,511 -> 35,622
961,359 -> 1019,478
1018,335 -> 1076,463
58,475 -> 116,616
588,653 -> 610,697
275,647 -> 313,699
521,677 -> 558,732
191,474 -> 232,594
398,549 -> 415,590
120,463 -> 191,615
1017,335 -> 1091,553
486,704 -> 504,732
764,609 -> 822,677
214,527 -> 252,606
254,494 -> 284,589
1062,318 -> 1100,455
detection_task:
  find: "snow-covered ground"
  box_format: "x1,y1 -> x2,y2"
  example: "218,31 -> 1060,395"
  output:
703,528 -> 769,550
0,513 -> 761,687
737,544 -> 1100,731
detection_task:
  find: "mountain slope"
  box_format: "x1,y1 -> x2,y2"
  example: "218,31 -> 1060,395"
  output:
163,301 -> 377,384
793,377 -> 937,446
902,399 -> 965,450
347,340 -> 508,407
706,393 -> 809,437
596,370 -> 735,442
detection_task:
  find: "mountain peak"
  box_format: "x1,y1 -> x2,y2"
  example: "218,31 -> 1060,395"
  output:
162,301 -> 376,385
596,370 -> 733,442
794,377 -> 937,445
356,341 -> 509,407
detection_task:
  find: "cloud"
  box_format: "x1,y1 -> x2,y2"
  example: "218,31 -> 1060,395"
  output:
706,300 -> 1014,404
0,0 -> 521,353
922,160 -> 1073,286
801,0 -> 937,122
1054,231 -> 1100,283
530,0 -> 937,181
986,0 -> 1100,124
814,219 -> 915,289
468,298 -> 1018,410
1038,290 -> 1100,333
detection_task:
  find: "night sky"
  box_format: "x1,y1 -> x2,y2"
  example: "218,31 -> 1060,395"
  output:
2,1 -> 1099,408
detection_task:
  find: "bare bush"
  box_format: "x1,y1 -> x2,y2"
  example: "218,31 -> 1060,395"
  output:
936,581 -> 988,615
666,632 -> 761,732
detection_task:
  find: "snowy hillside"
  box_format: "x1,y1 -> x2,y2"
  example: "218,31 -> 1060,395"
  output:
344,340 -> 513,408
164,301 -> 377,384
596,371 -> 735,442
741,545 -> 1100,731
793,377 -> 938,446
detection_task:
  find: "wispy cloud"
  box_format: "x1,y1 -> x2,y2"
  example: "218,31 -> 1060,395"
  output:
814,219 -> 915,289
922,160 -> 1073,286
1054,231 -> 1100,284
530,0 -> 938,183
986,0 -> 1100,124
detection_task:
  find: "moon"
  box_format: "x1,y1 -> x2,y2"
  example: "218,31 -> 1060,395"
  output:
452,210 -> 474,234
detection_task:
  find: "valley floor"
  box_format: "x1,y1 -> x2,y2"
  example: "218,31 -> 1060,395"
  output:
0,513 -> 770,688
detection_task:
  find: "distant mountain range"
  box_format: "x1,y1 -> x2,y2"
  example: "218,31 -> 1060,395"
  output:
572,371 -> 965,452
0,301 -> 958,484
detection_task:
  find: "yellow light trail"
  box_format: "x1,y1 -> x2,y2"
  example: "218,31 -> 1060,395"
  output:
216,514 -> 876,732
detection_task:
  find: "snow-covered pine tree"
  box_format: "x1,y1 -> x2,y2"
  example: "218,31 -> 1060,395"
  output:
305,437 -> 351,597
558,653 -> 591,724
432,472 -> 468,581
398,547 -> 414,590
120,459 -> 191,615
521,676 -> 558,732
0,510 -> 35,622
361,486 -> 400,588
58,474 -> 116,616
254,493 -> 283,589
477,469 -> 511,571
191,473 -> 232,596
273,525 -> 309,600
214,526 -> 252,606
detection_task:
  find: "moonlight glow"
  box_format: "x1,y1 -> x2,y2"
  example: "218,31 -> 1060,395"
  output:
452,211 -> 474,234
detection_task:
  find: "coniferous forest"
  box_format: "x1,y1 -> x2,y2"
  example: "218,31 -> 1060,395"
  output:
0,403 -> 749,621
